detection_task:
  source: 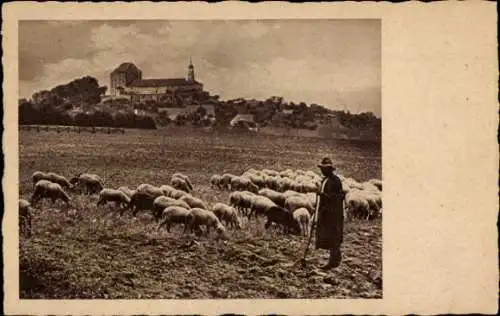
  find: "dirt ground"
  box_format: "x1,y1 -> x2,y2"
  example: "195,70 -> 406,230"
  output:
19,129 -> 382,299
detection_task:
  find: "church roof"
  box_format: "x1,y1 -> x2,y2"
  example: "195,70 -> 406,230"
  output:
111,62 -> 140,74
130,78 -> 201,87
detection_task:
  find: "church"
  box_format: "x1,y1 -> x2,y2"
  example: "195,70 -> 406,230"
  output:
109,59 -> 208,103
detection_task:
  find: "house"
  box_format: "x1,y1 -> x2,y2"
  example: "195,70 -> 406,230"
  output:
230,113 -> 258,131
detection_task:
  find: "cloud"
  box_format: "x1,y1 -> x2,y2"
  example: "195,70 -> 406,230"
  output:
19,20 -> 381,115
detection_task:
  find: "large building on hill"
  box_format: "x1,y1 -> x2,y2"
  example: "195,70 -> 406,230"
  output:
109,59 -> 207,102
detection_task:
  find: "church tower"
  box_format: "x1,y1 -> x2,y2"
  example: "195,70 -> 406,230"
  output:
187,57 -> 195,82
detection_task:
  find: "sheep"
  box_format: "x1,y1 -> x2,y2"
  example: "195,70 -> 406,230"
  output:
184,208 -> 227,238
171,177 -> 192,193
210,174 -> 223,189
258,188 -> 286,207
152,196 -> 191,221
136,183 -> 165,198
262,169 -> 279,177
180,194 -> 208,210
221,173 -> 236,190
19,199 -> 33,237
284,195 -> 314,214
264,205 -> 301,235
70,173 -> 104,195
31,180 -> 71,206
160,184 -> 175,196
293,207 -> 311,237
236,191 -> 257,217
117,186 -> 136,198
32,171 -> 72,189
248,195 -> 277,219
157,206 -> 191,232
368,179 -> 382,191
231,176 -> 259,193
122,190 -> 157,217
172,173 -> 194,191
96,188 -> 131,208
212,203 -> 241,229
168,188 -> 189,199
345,189 -> 371,220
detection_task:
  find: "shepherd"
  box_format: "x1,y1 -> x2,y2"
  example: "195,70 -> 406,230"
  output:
313,157 -> 345,270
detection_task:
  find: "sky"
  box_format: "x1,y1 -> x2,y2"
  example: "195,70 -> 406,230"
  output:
19,20 -> 381,116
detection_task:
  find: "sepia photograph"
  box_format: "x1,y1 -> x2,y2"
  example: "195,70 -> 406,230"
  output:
18,19 -> 382,299
4,1 -> 497,315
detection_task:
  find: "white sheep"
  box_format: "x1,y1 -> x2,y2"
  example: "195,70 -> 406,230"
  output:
171,177 -> 192,193
258,188 -> 286,208
212,202 -> 241,229
117,186 -> 136,198
172,173 -> 194,191
284,195 -> 314,214
234,191 -> 257,217
153,196 -> 191,221
32,171 -> 72,189
31,180 -> 71,206
96,188 -> 131,208
70,173 -> 104,195
210,174 -> 223,189
157,206 -> 191,233
168,188 -> 189,199
160,184 -> 175,196
221,173 -> 236,190
19,199 -> 33,237
249,195 -> 277,219
180,194 -> 208,210
368,178 -> 382,191
185,208 -> 227,238
293,207 -> 311,237
345,189 -> 371,220
136,183 -> 165,198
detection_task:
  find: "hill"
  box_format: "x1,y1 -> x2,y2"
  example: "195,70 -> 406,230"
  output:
19,76 -> 381,140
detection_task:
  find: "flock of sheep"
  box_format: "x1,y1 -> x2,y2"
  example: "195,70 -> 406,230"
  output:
19,168 -> 383,240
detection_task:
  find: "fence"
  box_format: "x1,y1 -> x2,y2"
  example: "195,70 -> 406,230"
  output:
19,125 -> 126,134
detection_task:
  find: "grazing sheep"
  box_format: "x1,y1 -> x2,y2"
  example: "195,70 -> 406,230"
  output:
168,188 -> 189,199
221,173 -> 236,190
236,191 -> 257,217
117,186 -> 136,198
180,194 -> 208,210
262,169 -> 279,177
185,208 -> 227,238
172,173 -> 194,191
97,188 -> 131,208
123,191 -> 157,217
70,173 -> 104,195
212,203 -> 241,229
160,184 -> 175,196
19,199 -> 33,237
248,195 -> 277,219
32,171 -> 71,189
368,178 -> 382,191
31,180 -> 71,206
157,206 -> 191,232
345,189 -> 371,220
210,174 -> 223,189
265,205 -> 301,235
136,183 -> 165,198
293,207 -> 311,237
171,177 -> 192,193
152,196 -> 191,221
258,188 -> 286,208
284,195 -> 314,214
231,176 -> 259,193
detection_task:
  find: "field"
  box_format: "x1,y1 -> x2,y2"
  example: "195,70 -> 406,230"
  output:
19,128 -> 382,299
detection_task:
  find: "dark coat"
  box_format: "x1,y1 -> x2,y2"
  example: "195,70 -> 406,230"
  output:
315,172 -> 345,250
